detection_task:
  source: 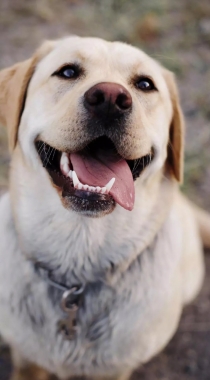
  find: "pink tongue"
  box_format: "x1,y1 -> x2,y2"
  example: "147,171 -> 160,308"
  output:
70,150 -> 135,211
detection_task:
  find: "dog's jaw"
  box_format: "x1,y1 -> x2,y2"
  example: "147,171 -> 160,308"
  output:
10,144 -> 167,268
35,137 -> 154,217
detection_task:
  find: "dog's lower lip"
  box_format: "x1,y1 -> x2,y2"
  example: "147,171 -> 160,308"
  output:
63,187 -> 112,202
47,166 -> 115,216
61,172 -> 113,202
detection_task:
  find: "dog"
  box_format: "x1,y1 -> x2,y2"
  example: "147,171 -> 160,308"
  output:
0,36 -> 210,380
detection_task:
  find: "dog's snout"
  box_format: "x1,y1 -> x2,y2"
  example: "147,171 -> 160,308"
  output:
84,82 -> 132,118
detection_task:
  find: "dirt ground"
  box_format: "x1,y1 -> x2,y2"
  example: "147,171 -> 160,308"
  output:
0,0 -> 210,379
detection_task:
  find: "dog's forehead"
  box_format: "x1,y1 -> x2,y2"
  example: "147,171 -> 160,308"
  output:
37,36 -> 163,77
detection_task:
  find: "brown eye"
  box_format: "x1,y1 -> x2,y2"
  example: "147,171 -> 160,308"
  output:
52,65 -> 80,79
136,77 -> 156,91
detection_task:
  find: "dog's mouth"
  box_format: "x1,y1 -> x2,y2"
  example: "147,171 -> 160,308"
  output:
36,137 -> 153,216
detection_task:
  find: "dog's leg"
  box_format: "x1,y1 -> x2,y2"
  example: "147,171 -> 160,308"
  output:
10,365 -> 53,380
10,348 -> 53,380
97,371 -> 132,380
115,372 -> 132,380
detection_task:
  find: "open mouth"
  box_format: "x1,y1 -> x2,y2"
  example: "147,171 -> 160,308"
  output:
36,136 -> 153,216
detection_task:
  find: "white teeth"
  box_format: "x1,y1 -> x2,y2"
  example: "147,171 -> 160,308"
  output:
101,187 -> 107,194
61,158 -> 116,196
70,175 -> 116,194
72,171 -> 79,188
61,152 -> 69,165
63,163 -> 69,175
68,170 -> 73,179
60,152 -> 70,176
105,177 -> 115,193
63,157 -> 69,165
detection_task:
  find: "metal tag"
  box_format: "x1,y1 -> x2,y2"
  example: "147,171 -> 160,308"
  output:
58,286 -> 84,340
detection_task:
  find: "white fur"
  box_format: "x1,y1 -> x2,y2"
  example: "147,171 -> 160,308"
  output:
0,37 -> 205,379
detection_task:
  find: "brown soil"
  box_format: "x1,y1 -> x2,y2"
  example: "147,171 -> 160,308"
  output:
0,1 -> 210,379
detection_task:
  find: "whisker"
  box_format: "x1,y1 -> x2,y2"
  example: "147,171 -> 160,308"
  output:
37,141 -> 45,155
47,147 -> 56,165
132,158 -> 140,174
42,144 -> 55,167
51,148 -> 56,162
39,142 -> 46,159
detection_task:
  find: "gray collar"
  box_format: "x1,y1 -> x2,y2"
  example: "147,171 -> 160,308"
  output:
35,261 -> 84,340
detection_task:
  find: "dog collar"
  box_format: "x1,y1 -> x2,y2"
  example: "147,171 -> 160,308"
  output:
34,262 -> 84,340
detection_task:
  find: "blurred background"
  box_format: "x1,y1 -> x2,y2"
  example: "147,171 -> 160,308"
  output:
0,0 -> 210,379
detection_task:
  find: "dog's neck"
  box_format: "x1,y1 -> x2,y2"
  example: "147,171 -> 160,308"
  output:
10,154 -> 176,285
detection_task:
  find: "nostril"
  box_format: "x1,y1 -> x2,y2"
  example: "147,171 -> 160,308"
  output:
85,89 -> 105,106
116,93 -> 132,110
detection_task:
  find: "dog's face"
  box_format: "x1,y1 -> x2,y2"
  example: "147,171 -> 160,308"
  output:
0,36 -> 184,217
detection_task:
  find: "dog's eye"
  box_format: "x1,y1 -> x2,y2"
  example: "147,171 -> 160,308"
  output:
136,77 -> 156,91
52,65 -> 80,79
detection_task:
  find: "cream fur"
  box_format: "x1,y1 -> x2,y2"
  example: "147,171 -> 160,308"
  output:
0,36 -> 206,380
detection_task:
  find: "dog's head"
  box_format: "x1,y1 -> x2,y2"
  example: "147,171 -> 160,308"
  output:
0,36 -> 184,217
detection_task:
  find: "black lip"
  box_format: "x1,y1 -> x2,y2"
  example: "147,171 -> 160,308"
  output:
63,188 -> 116,217
47,165 -> 113,203
47,167 -> 116,217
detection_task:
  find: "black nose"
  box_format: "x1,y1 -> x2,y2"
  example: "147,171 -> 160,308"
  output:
84,82 -> 132,118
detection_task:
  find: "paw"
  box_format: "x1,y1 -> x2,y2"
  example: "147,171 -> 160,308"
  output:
10,365 -> 53,380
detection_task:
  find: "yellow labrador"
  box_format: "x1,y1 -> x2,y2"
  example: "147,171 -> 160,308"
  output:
0,36 -> 209,380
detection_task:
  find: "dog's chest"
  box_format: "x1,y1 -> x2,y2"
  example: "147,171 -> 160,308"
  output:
0,195 -> 182,377
0,230 -> 181,378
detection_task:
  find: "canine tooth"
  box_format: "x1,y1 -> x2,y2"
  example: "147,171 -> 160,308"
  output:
72,171 -> 79,188
67,170 -> 73,179
78,183 -> 83,190
63,163 -> 70,175
105,178 -> 115,193
60,153 -> 70,176
61,152 -> 69,165
63,156 -> 69,165
101,187 -> 107,194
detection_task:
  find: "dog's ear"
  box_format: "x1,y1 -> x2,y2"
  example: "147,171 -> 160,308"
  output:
0,41 -> 55,151
164,69 -> 185,183
0,59 -> 36,151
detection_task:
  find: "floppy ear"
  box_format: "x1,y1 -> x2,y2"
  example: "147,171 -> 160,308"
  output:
0,40 -> 55,151
164,70 -> 185,183
0,59 -> 36,151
